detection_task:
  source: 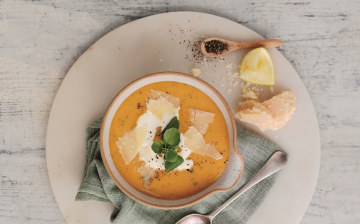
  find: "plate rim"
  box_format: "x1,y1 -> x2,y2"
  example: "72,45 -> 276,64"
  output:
45,11 -> 321,223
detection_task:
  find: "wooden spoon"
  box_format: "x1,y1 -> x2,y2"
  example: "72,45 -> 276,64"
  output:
200,38 -> 282,57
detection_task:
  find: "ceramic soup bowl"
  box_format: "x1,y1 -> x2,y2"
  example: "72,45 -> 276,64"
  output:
100,72 -> 244,209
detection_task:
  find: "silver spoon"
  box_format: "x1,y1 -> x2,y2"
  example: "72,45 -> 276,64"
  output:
176,151 -> 288,224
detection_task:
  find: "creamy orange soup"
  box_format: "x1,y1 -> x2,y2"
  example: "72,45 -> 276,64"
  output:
109,81 -> 229,200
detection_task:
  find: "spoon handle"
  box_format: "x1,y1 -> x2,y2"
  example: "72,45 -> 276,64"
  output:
237,39 -> 283,49
208,151 -> 287,220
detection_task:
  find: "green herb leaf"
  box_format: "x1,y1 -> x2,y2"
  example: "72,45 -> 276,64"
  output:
163,128 -> 180,146
165,156 -> 184,173
171,144 -> 179,150
162,116 -> 179,135
165,149 -> 178,163
151,141 -> 166,154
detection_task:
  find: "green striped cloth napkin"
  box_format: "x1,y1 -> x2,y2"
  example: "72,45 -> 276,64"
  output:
75,117 -> 285,224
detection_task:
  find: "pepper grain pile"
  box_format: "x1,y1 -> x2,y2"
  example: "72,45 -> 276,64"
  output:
204,40 -> 229,54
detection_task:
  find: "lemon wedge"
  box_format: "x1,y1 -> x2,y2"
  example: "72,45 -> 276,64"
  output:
239,47 -> 275,85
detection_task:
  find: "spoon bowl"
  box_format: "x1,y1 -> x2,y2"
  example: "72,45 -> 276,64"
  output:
176,214 -> 212,224
200,37 -> 282,57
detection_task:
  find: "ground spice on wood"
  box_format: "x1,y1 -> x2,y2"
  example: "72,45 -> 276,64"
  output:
204,40 -> 229,54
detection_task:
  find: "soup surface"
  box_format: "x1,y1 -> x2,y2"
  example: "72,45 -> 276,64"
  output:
109,81 -> 229,200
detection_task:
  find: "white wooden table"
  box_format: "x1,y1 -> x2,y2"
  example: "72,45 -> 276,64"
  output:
1,0 -> 359,223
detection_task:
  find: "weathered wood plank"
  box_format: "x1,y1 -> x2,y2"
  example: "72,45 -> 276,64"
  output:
0,147 -> 65,223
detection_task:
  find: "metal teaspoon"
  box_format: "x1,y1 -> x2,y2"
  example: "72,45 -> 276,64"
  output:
176,151 -> 288,224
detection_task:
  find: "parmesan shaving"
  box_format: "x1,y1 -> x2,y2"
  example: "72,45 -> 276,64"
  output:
137,163 -> 155,187
184,126 -> 223,160
116,127 -> 148,164
147,90 -> 180,108
147,96 -> 178,121
138,146 -> 152,163
189,109 -> 215,135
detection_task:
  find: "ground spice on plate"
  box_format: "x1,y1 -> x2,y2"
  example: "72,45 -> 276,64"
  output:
204,40 -> 229,54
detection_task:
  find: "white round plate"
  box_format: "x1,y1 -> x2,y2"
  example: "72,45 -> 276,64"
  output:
46,12 -> 320,224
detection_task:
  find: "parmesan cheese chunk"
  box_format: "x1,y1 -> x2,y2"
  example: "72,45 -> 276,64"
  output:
236,100 -> 274,131
190,68 -> 201,77
147,96 -> 178,121
235,91 -> 296,131
242,89 -> 258,101
241,84 -> 259,100
138,163 -> 155,187
184,126 -> 223,160
262,91 -> 296,130
116,127 -> 148,164
148,91 -> 180,108
189,109 -> 215,135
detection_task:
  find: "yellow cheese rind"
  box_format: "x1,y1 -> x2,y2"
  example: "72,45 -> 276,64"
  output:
147,91 -> 180,108
116,127 -> 148,164
189,109 -> 215,135
184,126 -> 223,160
147,96 -> 178,121
235,91 -> 296,131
